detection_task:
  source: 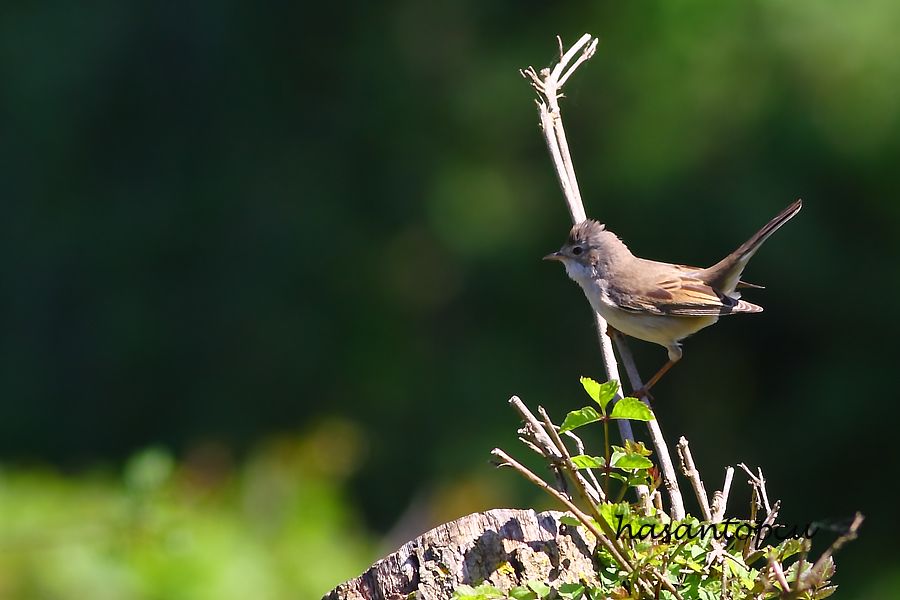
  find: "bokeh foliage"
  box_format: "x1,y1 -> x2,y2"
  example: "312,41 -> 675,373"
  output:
1,1 -> 898,597
0,429 -> 372,598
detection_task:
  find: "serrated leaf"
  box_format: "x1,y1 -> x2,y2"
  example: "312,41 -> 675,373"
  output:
813,585 -> 838,599
597,380 -> 621,407
624,439 -> 652,457
613,454 -> 654,470
814,555 -> 836,580
776,537 -> 805,561
559,406 -> 602,432
570,454 -> 606,469
580,376 -> 603,403
609,397 -> 655,421
581,376 -> 621,412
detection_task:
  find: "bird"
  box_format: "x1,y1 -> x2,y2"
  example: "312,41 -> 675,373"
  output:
544,199 -> 802,397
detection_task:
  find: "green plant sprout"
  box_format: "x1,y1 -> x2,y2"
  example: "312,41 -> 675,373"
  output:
469,377 -> 861,600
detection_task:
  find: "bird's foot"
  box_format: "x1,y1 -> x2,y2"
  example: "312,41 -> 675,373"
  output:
630,387 -> 654,402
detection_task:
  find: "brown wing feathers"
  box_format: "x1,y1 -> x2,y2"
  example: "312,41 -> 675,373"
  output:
618,277 -> 763,317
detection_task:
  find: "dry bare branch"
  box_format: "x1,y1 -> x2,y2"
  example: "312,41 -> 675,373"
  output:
492,448 -> 683,599
509,396 -> 605,503
522,36 -> 686,520
712,466 -> 735,522
677,436 -> 712,521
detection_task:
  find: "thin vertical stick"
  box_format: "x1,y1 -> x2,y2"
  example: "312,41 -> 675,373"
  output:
522,36 -> 685,517
677,436 -> 712,521
712,467 -> 735,522
523,37 -> 630,442
615,333 -> 686,519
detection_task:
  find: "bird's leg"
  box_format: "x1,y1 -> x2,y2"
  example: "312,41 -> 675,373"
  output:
631,361 -> 676,399
631,344 -> 682,399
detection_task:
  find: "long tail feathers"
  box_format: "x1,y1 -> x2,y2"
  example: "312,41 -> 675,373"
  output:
702,199 -> 802,292
732,199 -> 803,263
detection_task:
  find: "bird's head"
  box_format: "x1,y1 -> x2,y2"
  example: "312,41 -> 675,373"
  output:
543,219 -> 609,282
543,219 -> 607,264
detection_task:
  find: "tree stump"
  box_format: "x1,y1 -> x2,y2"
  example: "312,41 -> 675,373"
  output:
323,508 -> 602,600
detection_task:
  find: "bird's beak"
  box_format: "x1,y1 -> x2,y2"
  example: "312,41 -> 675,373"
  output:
543,251 -> 564,262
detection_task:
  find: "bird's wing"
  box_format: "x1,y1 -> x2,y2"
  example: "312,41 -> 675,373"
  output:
615,272 -> 763,317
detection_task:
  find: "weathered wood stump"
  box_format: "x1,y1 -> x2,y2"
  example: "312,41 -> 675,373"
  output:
324,508 -> 601,600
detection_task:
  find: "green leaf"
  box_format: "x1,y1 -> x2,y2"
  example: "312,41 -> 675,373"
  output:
609,397 -> 654,421
698,587 -> 719,600
820,556 -> 836,580
581,377 -> 620,411
776,537 -> 805,561
580,376 -> 602,402
607,472 -> 628,483
559,406 -> 602,432
527,580 -> 552,598
559,514 -> 583,528
451,585 -> 477,599
613,453 -> 654,470
480,583 -> 505,599
624,473 -> 652,488
558,583 -> 586,599
609,447 -> 626,466
509,587 -> 538,600
570,454 -> 606,469
624,439 -> 652,457
587,587 -> 608,600
689,542 -> 707,559
597,380 -> 621,405
813,585 -> 838,599
452,583 -> 505,600
599,502 -> 632,530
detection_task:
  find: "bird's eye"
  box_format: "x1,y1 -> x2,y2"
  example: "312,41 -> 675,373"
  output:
572,246 -> 583,256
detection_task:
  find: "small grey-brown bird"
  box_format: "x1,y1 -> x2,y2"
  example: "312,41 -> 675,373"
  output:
544,199 -> 802,396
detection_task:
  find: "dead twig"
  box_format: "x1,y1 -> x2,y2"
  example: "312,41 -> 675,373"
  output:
677,436 -> 711,521
799,512 -> 864,592
523,36 -> 685,519
712,467 -> 735,522
492,448 -> 683,599
509,396 -> 604,503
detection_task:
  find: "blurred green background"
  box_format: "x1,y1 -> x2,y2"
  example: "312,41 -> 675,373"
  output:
2,1 -> 899,598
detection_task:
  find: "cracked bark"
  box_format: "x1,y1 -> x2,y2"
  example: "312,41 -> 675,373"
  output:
322,508 -> 603,600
